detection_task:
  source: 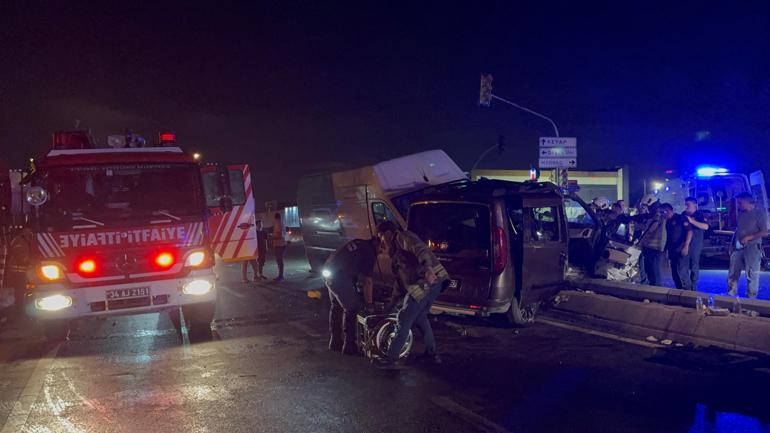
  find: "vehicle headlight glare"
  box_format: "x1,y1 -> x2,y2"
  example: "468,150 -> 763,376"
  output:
39,264 -> 63,281
183,279 -> 213,295
185,251 -> 206,267
35,294 -> 72,311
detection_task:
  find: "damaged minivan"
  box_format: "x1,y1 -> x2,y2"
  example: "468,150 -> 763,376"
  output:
402,178 -> 606,326
407,179 -> 593,326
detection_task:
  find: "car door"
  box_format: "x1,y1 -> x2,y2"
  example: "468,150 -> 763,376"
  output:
202,164 -> 258,262
564,193 -> 604,272
519,195 -> 568,306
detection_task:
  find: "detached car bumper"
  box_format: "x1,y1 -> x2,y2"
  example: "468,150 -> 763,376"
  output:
31,269 -> 216,321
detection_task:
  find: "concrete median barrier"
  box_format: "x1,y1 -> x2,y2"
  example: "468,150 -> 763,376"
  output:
548,289 -> 770,356
567,277 -> 770,318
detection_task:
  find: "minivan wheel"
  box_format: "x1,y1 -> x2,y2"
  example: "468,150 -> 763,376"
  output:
506,296 -> 539,327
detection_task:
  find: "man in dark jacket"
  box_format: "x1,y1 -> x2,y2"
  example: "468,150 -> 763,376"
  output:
663,203 -> 692,290
376,221 -> 449,367
323,237 -> 379,355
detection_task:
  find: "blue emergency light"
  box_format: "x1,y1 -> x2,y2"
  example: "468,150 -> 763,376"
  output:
696,166 -> 728,177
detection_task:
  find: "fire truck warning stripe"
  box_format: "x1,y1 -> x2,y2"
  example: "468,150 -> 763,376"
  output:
47,233 -> 65,256
37,234 -> 55,258
213,195 -> 240,255
210,214 -> 228,252
231,173 -> 255,259
218,167 -> 251,258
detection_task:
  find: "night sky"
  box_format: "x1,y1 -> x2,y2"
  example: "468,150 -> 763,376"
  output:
2,1 -> 770,205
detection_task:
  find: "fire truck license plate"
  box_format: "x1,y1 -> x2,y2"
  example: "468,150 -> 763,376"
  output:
107,287 -> 150,300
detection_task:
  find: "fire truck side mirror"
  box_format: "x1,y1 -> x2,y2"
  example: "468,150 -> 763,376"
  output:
219,196 -> 234,213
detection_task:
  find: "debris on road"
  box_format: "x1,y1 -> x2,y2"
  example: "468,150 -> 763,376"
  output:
661,339 -> 673,345
645,336 -> 659,343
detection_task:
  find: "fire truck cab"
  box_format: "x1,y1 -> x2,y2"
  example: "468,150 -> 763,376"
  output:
6,131 -> 231,341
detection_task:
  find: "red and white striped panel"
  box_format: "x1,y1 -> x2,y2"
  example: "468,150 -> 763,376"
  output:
37,233 -> 65,258
209,165 -> 258,262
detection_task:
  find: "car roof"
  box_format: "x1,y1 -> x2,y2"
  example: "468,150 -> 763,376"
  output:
407,178 -> 563,203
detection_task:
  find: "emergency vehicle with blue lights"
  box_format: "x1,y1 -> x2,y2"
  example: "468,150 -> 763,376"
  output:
4,130 -> 255,340
652,166 -> 770,264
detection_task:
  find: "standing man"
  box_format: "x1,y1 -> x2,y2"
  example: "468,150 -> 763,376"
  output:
728,192 -> 768,298
683,197 -> 709,290
272,212 -> 286,282
662,203 -> 693,290
322,238 -> 378,355
376,221 -> 449,367
255,219 -> 268,280
637,199 -> 666,286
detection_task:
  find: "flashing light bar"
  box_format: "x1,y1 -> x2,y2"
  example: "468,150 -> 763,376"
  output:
696,166 -> 728,177
159,132 -> 176,143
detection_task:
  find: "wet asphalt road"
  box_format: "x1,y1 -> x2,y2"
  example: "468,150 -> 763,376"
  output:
1,246 -> 770,433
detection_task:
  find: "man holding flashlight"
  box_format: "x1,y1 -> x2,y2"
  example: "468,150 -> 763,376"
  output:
322,237 -> 379,355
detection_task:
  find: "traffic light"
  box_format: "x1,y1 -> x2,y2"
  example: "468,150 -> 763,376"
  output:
479,74 -> 493,107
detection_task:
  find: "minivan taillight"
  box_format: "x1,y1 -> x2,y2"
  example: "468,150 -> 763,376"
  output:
492,226 -> 507,274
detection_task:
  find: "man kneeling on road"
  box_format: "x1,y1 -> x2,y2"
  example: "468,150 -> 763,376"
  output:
376,221 -> 449,368
322,237 -> 378,355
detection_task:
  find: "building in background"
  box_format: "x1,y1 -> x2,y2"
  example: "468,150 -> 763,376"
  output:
471,167 -> 629,204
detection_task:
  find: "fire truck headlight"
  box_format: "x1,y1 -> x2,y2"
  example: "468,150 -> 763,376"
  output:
183,279 -> 213,296
26,186 -> 49,206
39,264 -> 64,281
35,294 -> 72,311
184,251 -> 207,267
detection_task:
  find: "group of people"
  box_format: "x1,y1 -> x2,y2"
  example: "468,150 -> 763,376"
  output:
241,212 -> 287,283
322,220 -> 449,368
590,192 -> 768,298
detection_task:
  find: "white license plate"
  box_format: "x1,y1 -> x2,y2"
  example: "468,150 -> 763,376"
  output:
106,287 -> 150,300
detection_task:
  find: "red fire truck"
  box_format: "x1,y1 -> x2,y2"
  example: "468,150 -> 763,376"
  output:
2,130 -> 254,341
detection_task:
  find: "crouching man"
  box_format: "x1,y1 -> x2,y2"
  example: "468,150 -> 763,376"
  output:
322,237 -> 379,355
376,221 -> 449,367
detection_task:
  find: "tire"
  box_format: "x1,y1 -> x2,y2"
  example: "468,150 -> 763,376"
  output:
505,296 -> 539,327
182,303 -> 216,342
374,317 -> 413,360
42,320 -> 70,342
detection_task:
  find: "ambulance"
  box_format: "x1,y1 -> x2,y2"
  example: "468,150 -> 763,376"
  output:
4,130 -> 255,341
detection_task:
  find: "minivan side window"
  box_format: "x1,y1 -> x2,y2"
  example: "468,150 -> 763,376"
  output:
564,198 -> 594,228
372,202 -> 397,226
530,207 -> 560,242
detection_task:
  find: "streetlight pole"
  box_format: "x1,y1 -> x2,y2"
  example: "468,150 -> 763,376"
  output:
490,94 -> 560,137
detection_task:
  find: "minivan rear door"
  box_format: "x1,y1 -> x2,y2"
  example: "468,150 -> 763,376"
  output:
519,196 -> 568,305
407,201 -> 492,304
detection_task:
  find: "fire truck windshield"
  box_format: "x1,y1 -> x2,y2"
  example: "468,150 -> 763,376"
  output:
37,163 -> 204,227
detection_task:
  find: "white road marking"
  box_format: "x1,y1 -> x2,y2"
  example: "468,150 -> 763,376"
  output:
287,320 -> 322,338
220,285 -> 247,299
430,396 -> 513,433
1,345 -> 61,433
539,318 -> 663,349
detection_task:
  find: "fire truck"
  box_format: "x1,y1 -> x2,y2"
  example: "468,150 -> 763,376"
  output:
2,130 -> 257,341
653,166 -> 770,265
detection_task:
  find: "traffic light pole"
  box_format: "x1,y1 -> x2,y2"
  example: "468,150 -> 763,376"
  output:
490,94 -> 560,137
490,94 -> 562,184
